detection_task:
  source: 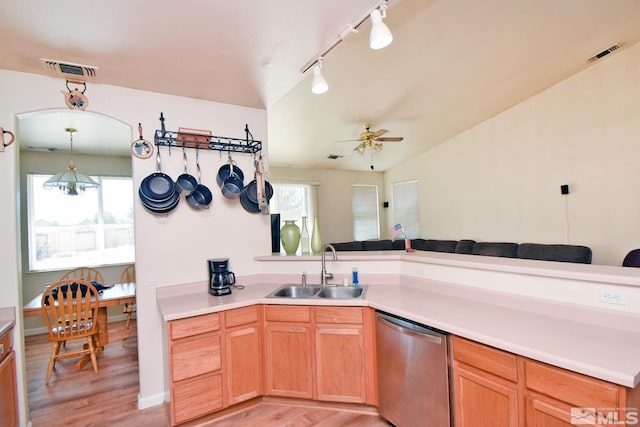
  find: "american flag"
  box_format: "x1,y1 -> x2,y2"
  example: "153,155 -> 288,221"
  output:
391,223 -> 405,239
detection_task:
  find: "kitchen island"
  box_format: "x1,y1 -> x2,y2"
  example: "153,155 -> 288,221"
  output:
157,251 -> 640,425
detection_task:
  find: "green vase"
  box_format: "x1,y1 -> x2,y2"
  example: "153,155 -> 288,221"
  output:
310,216 -> 322,254
280,220 -> 300,255
300,216 -> 310,255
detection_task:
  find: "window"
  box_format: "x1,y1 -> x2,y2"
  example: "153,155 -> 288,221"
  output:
270,182 -> 317,222
352,185 -> 379,240
392,180 -> 420,239
27,174 -> 135,272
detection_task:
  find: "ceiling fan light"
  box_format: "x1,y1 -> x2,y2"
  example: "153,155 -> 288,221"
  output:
369,9 -> 393,50
311,64 -> 328,94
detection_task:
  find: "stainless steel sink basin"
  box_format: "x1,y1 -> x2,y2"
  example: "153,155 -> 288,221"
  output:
316,286 -> 365,299
270,285 -> 323,298
266,284 -> 367,299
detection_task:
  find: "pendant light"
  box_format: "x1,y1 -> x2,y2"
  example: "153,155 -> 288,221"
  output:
43,128 -> 100,196
369,1 -> 393,50
311,58 -> 329,94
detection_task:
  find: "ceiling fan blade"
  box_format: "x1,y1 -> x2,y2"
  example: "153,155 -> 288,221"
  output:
371,129 -> 389,138
332,139 -> 362,143
376,137 -> 404,142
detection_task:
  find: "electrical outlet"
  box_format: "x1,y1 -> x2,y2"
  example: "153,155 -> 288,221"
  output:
147,272 -> 157,286
416,266 -> 427,276
599,289 -> 626,305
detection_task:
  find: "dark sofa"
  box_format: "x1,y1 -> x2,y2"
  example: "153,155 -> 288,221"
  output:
329,239 -> 592,264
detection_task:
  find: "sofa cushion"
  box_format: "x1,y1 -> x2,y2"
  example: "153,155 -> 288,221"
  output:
517,243 -> 592,264
362,239 -> 394,250
330,241 -> 364,251
454,240 -> 476,254
472,242 -> 519,258
392,239 -> 406,250
411,238 -> 427,250
424,239 -> 458,253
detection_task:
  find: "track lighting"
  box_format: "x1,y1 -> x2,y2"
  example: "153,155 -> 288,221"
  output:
369,2 -> 393,50
311,59 -> 328,94
301,0 -> 394,94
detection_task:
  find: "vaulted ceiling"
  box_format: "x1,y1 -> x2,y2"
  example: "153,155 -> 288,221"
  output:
3,0 -> 640,170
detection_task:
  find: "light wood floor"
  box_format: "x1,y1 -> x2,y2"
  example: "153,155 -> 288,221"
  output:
25,323 -> 389,426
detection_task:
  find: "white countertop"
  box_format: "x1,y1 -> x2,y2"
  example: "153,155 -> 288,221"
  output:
0,306 -> 16,337
156,280 -> 640,388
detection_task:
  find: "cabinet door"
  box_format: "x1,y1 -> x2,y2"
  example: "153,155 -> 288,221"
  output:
226,324 -> 262,405
525,396 -> 575,427
171,373 -> 223,425
0,351 -> 18,427
453,364 -> 519,427
264,324 -> 313,398
315,325 -> 366,403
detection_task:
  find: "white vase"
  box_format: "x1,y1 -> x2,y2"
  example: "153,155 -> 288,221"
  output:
300,216 -> 310,255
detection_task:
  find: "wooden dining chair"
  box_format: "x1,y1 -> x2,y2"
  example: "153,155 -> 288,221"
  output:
40,279 -> 103,385
60,266 -> 105,284
120,264 -> 136,346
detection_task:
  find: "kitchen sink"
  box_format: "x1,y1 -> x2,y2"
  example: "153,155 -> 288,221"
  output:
266,284 -> 367,299
316,286 -> 364,299
270,285 -> 323,298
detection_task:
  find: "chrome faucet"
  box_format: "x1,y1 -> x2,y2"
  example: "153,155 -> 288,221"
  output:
321,244 -> 337,285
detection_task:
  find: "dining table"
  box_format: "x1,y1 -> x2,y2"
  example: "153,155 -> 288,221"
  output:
23,282 -> 136,347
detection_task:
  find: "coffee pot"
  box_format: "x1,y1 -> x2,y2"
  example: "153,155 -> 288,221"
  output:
208,258 -> 234,296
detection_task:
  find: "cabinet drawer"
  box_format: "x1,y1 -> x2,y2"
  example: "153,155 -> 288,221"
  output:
0,329 -> 13,363
452,336 -> 518,383
172,373 -> 223,425
225,305 -> 258,328
524,359 -> 622,408
171,332 -> 222,382
170,312 -> 220,340
315,307 -> 363,324
265,305 -> 310,323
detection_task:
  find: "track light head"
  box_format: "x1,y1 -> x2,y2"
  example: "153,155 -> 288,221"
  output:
369,5 -> 393,49
311,61 -> 328,94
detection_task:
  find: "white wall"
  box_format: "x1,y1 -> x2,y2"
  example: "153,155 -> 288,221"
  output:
268,166 -> 386,244
385,42 -> 640,266
0,69 -> 268,419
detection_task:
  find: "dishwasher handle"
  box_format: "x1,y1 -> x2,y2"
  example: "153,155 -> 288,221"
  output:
377,314 -> 443,344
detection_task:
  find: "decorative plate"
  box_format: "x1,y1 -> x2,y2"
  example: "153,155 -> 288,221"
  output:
131,139 -> 154,159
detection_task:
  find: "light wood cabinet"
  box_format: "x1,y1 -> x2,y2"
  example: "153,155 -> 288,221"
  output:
263,305 -> 314,398
452,336 -> 520,427
224,306 -> 262,405
262,305 -> 377,405
315,307 -> 368,403
452,336 -> 640,427
168,312 -> 223,426
0,326 -> 18,427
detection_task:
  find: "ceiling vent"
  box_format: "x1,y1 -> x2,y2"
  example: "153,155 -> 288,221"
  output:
586,44 -> 620,63
40,59 -> 98,78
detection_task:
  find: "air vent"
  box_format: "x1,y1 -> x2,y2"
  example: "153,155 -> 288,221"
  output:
40,59 -> 98,78
587,44 -> 620,63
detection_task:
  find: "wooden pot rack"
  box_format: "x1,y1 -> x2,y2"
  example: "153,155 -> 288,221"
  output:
153,113 -> 262,155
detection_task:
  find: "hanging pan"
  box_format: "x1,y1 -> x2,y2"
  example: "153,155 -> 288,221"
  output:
175,144 -> 198,196
186,147 -> 213,209
139,145 -> 176,202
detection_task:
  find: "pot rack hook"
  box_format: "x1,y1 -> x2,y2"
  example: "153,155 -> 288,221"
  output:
66,79 -> 86,94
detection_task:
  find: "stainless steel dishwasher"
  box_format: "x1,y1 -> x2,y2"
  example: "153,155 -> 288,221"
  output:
376,311 -> 451,427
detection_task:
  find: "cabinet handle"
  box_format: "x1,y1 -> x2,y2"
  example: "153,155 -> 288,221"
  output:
0,343 -> 4,355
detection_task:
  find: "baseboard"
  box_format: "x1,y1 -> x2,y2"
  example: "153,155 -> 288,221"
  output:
138,391 -> 169,410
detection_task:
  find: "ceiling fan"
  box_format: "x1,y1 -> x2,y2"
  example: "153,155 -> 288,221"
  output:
337,123 -> 404,169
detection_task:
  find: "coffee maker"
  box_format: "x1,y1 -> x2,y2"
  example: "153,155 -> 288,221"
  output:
208,258 -> 235,296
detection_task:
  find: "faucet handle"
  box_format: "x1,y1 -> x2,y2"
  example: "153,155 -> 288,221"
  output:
301,271 -> 307,286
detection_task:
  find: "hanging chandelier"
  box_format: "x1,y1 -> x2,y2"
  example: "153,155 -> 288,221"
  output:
43,128 -> 100,196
